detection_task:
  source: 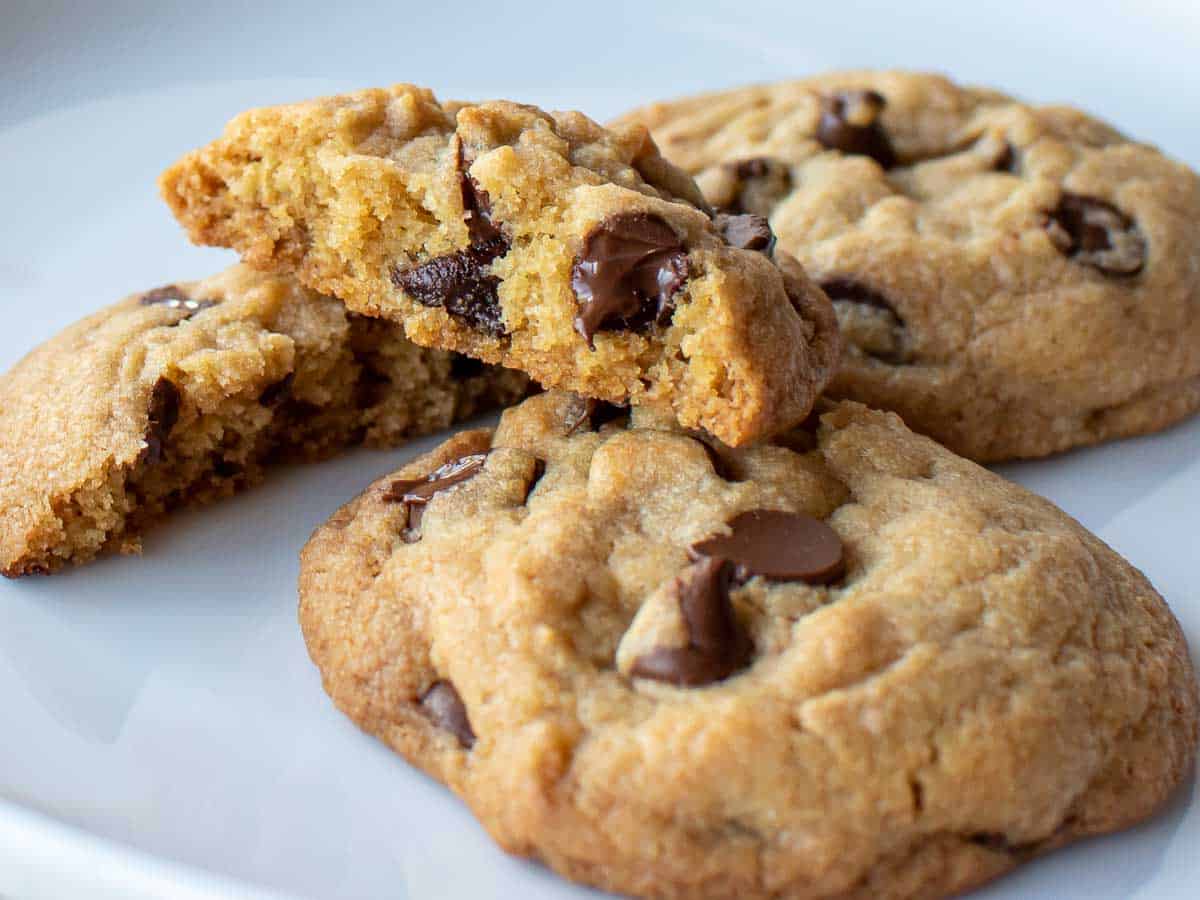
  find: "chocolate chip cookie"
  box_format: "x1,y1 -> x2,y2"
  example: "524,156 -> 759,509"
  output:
0,264 -> 528,576
299,390 -> 1198,900
160,84 -> 840,447
616,71 -> 1200,460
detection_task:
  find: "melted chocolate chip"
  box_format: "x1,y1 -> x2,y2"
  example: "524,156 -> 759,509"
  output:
570,213 -> 689,346
713,212 -> 776,256
391,147 -> 511,335
258,372 -> 294,407
563,396 -> 630,435
629,557 -> 752,687
449,353 -> 486,379
690,509 -> 845,585
385,453 -> 488,542
419,680 -> 476,748
817,90 -> 896,169
140,285 -> 218,319
143,378 -> 181,466
1044,193 -> 1146,276
723,157 -> 793,217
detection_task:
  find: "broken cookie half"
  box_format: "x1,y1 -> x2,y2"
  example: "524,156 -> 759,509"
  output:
0,264 -> 528,576
160,84 -> 839,447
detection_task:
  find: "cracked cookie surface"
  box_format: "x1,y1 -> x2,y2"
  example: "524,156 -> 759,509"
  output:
616,70 -> 1200,460
299,390 -> 1198,900
160,84 -> 839,447
0,264 -> 528,576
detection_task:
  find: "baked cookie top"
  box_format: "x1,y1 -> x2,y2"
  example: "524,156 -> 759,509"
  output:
0,264 -> 525,576
160,84 -> 839,447
300,390 -> 1198,900
616,71 -> 1200,460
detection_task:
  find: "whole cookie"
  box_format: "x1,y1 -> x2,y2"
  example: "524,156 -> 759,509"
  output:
0,264 -> 527,576
616,71 -> 1200,461
300,391 -> 1198,900
160,84 -> 840,446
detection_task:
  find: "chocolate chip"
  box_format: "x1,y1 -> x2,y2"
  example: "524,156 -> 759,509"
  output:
258,372 -> 294,407
563,396 -> 630,434
722,157 -> 793,217
690,509 -> 845,585
140,285 -> 218,318
1045,193 -> 1146,276
817,90 -> 896,169
385,453 -> 488,542
449,353 -> 486,379
629,557 -> 752,687
419,680 -> 476,748
713,212 -> 775,256
570,213 -> 689,346
391,145 -> 511,335
143,377 -> 181,466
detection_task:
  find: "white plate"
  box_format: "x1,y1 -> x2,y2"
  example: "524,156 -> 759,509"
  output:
1,2 -> 1197,898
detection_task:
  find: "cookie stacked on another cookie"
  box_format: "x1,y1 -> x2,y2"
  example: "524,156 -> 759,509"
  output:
617,71 -> 1200,460
159,84 -> 841,447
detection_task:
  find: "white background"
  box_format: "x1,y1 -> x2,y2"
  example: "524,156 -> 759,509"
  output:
0,1 -> 1197,898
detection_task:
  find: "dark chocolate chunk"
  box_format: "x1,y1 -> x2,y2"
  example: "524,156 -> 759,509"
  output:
690,509 -> 845,585
817,90 -> 896,169
385,453 -> 488,542
258,372 -> 294,407
629,557 -> 752,687
449,353 -> 486,379
1044,192 -> 1146,276
391,146 -> 511,336
570,213 -> 690,346
723,157 -> 793,217
563,396 -> 630,435
392,244 -> 507,336
419,680 -> 476,748
140,285 -> 218,318
143,377 -> 181,466
713,212 -> 776,256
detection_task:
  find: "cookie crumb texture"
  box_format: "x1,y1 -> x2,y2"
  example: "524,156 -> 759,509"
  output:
159,84 -> 839,446
300,391 -> 1198,900
617,71 -> 1200,460
0,265 -> 528,576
